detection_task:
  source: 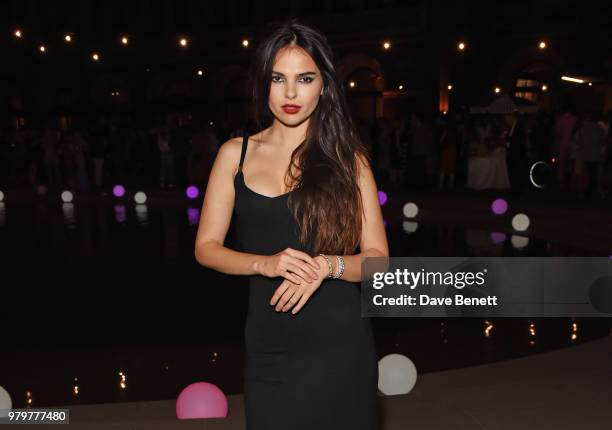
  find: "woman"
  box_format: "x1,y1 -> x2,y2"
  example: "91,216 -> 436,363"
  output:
195,20 -> 388,429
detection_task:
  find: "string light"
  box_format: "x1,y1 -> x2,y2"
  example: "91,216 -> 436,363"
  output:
121,36 -> 129,45
196,69 -> 203,76
539,41 -> 546,49
383,41 -> 391,50
398,84 -> 403,90
349,81 -> 355,88
14,29 -> 22,38
92,52 -> 100,61
541,84 -> 548,91
179,37 -> 188,47
494,86 -> 501,94
457,41 -> 466,51
447,84 -> 453,90
39,45 -> 46,53
242,39 -> 249,47
64,34 -> 72,43
561,76 -> 584,84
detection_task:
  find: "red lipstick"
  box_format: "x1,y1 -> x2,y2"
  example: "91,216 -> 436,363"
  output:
282,104 -> 301,114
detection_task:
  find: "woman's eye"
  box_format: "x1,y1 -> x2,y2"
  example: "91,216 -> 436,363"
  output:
271,76 -> 314,83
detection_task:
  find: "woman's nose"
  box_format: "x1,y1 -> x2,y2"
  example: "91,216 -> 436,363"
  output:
285,82 -> 297,99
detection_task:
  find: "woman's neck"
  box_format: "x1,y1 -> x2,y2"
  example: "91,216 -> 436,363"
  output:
265,119 -> 309,151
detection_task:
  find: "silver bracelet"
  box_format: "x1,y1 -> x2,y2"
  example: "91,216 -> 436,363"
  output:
318,254 -> 333,278
333,255 -> 345,279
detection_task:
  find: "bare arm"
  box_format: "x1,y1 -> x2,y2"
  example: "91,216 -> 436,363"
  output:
194,137 -> 262,275
319,153 -> 389,283
194,137 -> 320,282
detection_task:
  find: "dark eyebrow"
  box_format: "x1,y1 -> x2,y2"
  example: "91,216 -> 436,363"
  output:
271,71 -> 317,77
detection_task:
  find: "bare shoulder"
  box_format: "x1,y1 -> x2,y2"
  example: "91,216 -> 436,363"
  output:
216,136 -> 244,176
355,152 -> 371,170
355,152 -> 374,183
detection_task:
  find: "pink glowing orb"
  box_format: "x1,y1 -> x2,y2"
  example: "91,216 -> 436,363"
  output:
491,198 -> 508,215
176,382 -> 228,419
113,185 -> 126,198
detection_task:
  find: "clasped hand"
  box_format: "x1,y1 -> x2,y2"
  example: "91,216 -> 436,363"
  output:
256,248 -> 329,314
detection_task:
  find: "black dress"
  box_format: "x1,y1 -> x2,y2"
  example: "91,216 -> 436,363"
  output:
233,134 -> 380,429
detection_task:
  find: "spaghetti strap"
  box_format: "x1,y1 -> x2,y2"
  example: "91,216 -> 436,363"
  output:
239,134 -> 249,170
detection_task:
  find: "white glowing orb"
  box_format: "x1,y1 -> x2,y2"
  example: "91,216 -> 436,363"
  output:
511,213 -> 530,231
134,192 -> 147,204
402,202 -> 419,218
378,354 -> 418,395
0,384 -> 12,416
61,191 -> 74,203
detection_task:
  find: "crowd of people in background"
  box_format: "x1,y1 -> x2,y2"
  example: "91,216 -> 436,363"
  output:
0,106 -> 611,203
365,107 -> 612,201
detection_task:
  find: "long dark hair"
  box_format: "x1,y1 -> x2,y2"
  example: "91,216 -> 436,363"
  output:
251,19 -> 370,256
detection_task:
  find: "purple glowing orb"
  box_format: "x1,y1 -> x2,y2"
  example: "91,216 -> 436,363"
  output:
378,191 -> 387,205
491,198 -> 508,215
113,185 -> 126,198
186,186 -> 200,199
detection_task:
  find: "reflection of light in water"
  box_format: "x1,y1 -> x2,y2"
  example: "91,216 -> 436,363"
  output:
135,204 -> 148,225
511,235 -> 529,249
73,377 -> 79,396
491,198 -> 507,215
0,202 -> 5,226
466,230 -> 504,256
113,185 -> 126,198
402,202 -> 418,218
37,184 -> 48,195
490,232 -> 506,244
378,190 -> 387,205
440,321 -> 447,344
186,186 -> 199,199
187,208 -> 200,226
0,190 -> 4,201
511,213 -> 530,231
114,205 -> 127,224
484,320 -> 494,337
528,321 -> 536,346
62,203 -> 76,228
61,190 -> 74,203
402,221 -> 418,233
571,318 -> 578,341
118,371 -> 127,390
134,191 -> 147,204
